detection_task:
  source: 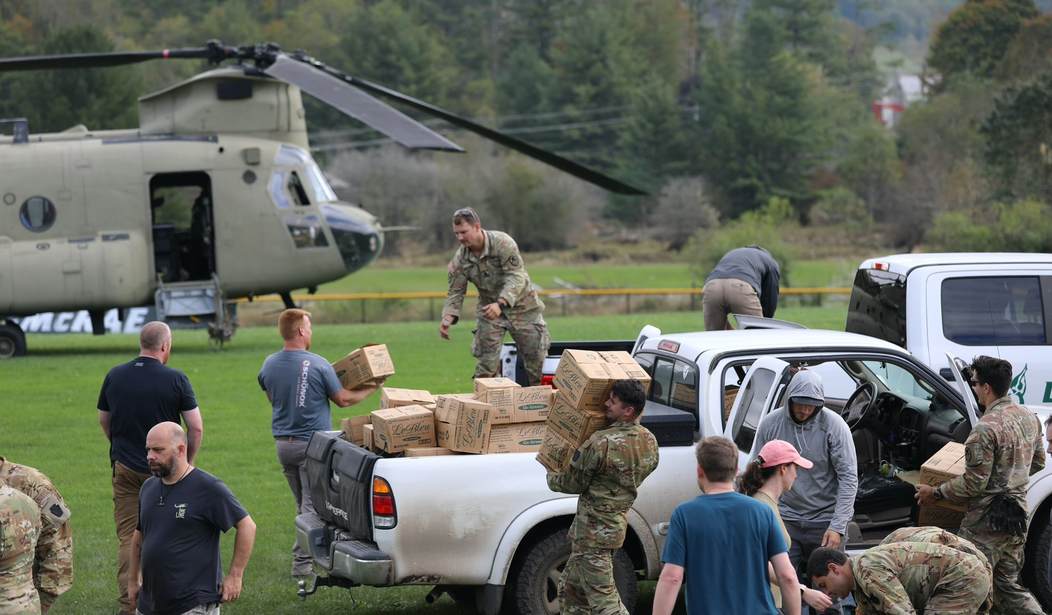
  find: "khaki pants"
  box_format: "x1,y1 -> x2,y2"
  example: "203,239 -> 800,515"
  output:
112,461 -> 150,614
702,278 -> 763,331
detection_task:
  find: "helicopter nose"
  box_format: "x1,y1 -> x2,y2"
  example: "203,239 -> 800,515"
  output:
322,203 -> 384,274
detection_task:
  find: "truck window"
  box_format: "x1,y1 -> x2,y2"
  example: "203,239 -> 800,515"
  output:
847,269 -> 906,347
650,357 -> 674,405
941,277 -> 1047,345
669,360 -> 698,414
732,367 -> 777,453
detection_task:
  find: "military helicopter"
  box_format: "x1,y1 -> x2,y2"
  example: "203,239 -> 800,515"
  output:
0,41 -> 642,358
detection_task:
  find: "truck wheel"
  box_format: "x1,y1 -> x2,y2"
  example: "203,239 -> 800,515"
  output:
505,531 -> 637,615
0,322 -> 26,359
1026,519 -> 1052,609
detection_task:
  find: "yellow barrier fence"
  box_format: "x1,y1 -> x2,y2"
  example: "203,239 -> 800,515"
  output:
236,287 -> 852,323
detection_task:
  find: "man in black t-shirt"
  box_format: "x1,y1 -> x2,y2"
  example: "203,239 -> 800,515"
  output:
129,422 -> 255,615
97,322 -> 205,615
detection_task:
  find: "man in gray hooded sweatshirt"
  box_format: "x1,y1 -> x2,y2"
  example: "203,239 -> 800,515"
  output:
750,369 -> 858,614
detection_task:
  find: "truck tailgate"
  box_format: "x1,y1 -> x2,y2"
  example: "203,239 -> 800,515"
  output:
305,431 -> 379,539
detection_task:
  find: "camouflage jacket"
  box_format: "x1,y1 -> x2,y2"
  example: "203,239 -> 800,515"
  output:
938,396 -> 1045,530
546,420 -> 659,549
442,230 -> 544,324
852,541 -> 988,615
0,484 -> 41,615
0,457 -> 73,607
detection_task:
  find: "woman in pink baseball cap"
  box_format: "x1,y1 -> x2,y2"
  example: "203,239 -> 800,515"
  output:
739,440 -> 830,612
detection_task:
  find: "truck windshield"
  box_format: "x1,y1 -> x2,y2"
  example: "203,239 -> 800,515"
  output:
847,269 -> 906,347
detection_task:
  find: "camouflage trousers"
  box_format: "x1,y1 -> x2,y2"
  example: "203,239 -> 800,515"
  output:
959,526 -> 1043,615
558,548 -> 627,615
471,311 -> 550,386
924,550 -> 993,615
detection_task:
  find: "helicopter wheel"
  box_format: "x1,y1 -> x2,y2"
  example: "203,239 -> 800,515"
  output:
0,321 -> 27,358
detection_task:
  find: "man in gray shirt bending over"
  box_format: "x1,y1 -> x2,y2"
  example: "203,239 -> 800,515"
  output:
703,245 -> 781,330
258,308 -> 379,578
750,369 -> 858,614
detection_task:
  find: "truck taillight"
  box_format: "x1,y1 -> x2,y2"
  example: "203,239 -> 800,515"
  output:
541,375 -> 555,386
373,476 -> 397,529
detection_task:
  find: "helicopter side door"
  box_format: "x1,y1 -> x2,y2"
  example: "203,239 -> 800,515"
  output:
148,171 -> 215,284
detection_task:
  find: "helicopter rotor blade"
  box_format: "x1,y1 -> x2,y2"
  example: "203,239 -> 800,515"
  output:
270,53 -> 646,195
0,44 -> 237,72
263,54 -> 463,152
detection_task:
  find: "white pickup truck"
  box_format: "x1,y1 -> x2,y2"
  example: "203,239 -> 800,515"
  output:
295,326 -> 1052,614
846,252 -> 1052,405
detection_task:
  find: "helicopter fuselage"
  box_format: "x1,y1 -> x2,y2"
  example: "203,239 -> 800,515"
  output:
0,128 -> 381,316
0,69 -> 383,321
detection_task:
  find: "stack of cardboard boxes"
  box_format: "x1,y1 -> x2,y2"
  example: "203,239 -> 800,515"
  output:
537,350 -> 651,471
898,442 -> 968,529
344,378 -> 556,457
334,345 -> 650,465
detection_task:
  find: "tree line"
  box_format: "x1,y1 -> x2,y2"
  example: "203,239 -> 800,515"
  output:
1,0 -> 1050,254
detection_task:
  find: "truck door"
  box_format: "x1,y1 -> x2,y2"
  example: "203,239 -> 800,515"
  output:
724,356 -> 790,464
944,353 -> 980,427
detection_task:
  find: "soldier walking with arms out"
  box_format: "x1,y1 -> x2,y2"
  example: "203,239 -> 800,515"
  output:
545,380 -> 658,614
916,356 -> 1045,614
439,207 -> 550,385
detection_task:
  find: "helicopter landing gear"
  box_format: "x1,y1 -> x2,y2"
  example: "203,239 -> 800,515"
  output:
0,319 -> 27,358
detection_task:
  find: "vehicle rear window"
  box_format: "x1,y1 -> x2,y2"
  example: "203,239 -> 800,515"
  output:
847,269 -> 906,347
637,353 -> 698,414
941,277 -> 1046,346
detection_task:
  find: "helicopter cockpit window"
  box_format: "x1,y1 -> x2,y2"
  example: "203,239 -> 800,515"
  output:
274,144 -> 337,204
284,214 -> 329,249
19,196 -> 56,232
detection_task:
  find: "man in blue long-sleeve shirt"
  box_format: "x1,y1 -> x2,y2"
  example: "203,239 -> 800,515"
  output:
702,245 -> 780,330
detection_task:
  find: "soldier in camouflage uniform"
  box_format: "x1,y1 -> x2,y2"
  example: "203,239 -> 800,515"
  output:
440,207 -> 550,385
0,484 -> 41,615
545,380 -> 659,614
808,533 -> 993,615
916,356 -> 1045,614
0,458 -> 72,613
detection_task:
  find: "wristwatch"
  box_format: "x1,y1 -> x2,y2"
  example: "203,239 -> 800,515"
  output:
933,486 -> 945,501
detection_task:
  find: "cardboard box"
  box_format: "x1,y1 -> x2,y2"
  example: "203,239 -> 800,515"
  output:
599,351 -> 653,393
919,443 -> 968,512
486,422 -> 547,454
917,506 -> 965,529
370,405 -> 435,454
537,429 -> 578,472
508,386 -> 556,423
405,447 -> 456,457
434,395 -> 492,454
332,344 -> 396,389
554,353 -> 628,411
362,423 -> 374,451
340,415 -> 371,445
545,392 -> 608,446
381,387 -> 435,408
474,377 -> 520,420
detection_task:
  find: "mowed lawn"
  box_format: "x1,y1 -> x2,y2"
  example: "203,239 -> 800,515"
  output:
318,258 -> 858,294
3,306 -> 845,614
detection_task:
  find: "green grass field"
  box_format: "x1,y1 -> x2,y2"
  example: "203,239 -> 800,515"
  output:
4,306 -> 845,614
318,258 -> 857,294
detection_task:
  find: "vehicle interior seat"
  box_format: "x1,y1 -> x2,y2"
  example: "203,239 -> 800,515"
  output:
853,472 -> 916,530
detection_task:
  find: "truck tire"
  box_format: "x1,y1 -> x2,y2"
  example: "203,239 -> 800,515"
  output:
505,530 -> 637,615
1026,518 -> 1052,609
